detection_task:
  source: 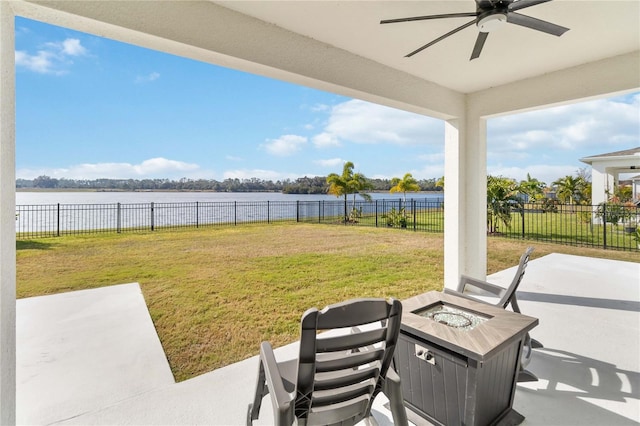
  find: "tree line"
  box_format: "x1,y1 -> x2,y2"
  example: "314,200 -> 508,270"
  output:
16,175 -> 443,194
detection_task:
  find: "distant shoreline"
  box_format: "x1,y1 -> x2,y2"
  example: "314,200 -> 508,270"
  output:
16,188 -> 443,195
16,188 -> 279,193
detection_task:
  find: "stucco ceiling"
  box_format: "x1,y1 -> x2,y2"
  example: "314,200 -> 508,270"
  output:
216,1 -> 640,94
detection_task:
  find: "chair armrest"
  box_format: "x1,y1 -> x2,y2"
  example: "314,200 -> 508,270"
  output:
457,274 -> 507,298
259,342 -> 294,423
443,288 -> 491,304
382,367 -> 409,426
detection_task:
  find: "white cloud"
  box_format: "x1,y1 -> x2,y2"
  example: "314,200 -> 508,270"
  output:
15,50 -> 57,74
133,158 -> 197,174
407,164 -> 445,181
261,134 -> 307,156
313,158 -> 344,167
312,132 -> 341,148
17,157 -> 199,180
310,104 -> 330,112
16,38 -> 88,75
417,152 -> 445,163
313,99 -> 443,147
59,38 -> 87,56
225,155 -> 243,161
488,94 -> 640,157
135,72 -> 160,83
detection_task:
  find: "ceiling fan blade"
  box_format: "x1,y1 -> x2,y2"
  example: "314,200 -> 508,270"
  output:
475,0 -> 496,7
405,19 -> 476,57
470,32 -> 489,60
509,0 -> 552,12
507,12 -> 569,36
381,12 -> 476,25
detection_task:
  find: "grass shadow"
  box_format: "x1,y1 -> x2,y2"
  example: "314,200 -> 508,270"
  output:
16,240 -> 56,251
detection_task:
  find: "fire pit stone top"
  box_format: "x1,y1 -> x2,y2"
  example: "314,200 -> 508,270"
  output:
401,291 -> 538,361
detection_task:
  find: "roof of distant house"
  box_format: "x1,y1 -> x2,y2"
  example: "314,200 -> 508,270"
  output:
580,147 -> 640,163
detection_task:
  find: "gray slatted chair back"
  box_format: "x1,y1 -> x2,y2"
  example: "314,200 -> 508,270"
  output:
295,298 -> 402,426
497,246 -> 534,311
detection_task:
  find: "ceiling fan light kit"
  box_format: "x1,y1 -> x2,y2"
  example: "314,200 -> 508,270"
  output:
381,0 -> 569,61
477,11 -> 507,33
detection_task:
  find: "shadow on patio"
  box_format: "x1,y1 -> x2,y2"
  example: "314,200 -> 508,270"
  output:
17,253 -> 640,425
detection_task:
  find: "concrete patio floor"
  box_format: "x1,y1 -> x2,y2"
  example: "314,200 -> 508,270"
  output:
17,253 -> 640,425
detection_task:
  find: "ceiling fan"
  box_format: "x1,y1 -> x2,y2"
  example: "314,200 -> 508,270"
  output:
380,0 -> 569,60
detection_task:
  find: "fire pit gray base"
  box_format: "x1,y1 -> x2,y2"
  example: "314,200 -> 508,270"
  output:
393,291 -> 538,426
385,402 -> 524,426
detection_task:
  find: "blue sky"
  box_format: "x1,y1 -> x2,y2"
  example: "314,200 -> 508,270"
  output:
15,17 -> 640,186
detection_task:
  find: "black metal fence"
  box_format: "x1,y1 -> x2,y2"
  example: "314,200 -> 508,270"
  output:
498,203 -> 639,252
15,198 -> 445,238
15,199 -> 640,252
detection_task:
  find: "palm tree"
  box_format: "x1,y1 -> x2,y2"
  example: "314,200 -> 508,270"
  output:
553,175 -> 585,205
518,173 -> 545,203
327,162 -> 353,221
390,173 -> 420,217
487,175 -> 521,234
349,171 -> 373,209
326,161 -> 372,222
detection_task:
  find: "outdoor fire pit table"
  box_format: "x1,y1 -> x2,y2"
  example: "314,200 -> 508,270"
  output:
394,291 -> 538,426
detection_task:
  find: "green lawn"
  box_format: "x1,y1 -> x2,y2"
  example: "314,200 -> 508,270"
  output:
16,223 -> 640,381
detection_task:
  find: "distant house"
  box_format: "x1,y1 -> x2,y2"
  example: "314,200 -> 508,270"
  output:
580,147 -> 640,205
632,175 -> 640,204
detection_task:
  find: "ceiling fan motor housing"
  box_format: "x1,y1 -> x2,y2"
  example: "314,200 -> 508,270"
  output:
477,9 -> 508,33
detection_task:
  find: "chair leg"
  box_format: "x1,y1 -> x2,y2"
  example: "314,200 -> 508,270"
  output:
518,369 -> 539,382
530,338 -> 544,349
382,368 -> 408,426
247,359 -> 268,425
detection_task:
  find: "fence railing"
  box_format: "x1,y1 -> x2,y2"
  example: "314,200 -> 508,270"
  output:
15,199 -> 640,252
497,203 -> 639,252
15,198 -> 445,238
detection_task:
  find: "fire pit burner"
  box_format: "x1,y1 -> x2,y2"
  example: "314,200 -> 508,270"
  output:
431,311 -> 472,328
416,302 -> 489,331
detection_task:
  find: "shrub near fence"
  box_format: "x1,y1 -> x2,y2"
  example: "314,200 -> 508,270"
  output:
15,199 -> 639,252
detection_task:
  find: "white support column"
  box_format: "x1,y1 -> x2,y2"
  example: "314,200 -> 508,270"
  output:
443,113 -> 487,290
0,2 -> 16,424
591,165 -> 610,206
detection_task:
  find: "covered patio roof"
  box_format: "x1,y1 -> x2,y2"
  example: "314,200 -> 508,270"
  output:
580,147 -> 640,205
1,1 -> 640,422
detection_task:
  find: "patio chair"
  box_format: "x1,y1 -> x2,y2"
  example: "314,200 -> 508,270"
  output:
443,246 -> 542,382
247,298 -> 408,426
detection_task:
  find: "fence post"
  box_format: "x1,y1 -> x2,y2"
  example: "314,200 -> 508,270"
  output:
150,202 -> 155,231
56,203 -> 60,237
319,201 -> 322,223
413,199 -> 416,231
344,199 -> 347,225
375,200 -> 378,228
296,201 -> 299,223
267,201 -> 270,224
234,201 -> 237,226
117,203 -> 121,233
196,201 -> 199,228
521,206 -> 525,239
602,203 -> 607,250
